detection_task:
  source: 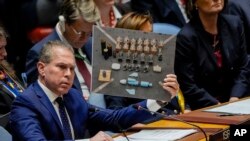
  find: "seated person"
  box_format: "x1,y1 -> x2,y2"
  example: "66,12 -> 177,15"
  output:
105,12 -> 189,114
0,24 -> 24,115
175,0 -> 250,110
224,0 -> 250,54
10,41 -> 179,140
25,0 -> 100,100
130,0 -> 188,28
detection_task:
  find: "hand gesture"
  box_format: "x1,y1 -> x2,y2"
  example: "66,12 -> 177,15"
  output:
162,74 -> 179,98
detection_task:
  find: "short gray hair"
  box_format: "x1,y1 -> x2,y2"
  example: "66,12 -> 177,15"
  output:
60,0 -> 100,24
39,40 -> 74,63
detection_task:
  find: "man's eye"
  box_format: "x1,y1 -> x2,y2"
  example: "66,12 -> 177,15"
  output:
58,65 -> 66,69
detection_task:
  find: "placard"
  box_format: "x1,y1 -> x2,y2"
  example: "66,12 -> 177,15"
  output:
91,26 -> 176,101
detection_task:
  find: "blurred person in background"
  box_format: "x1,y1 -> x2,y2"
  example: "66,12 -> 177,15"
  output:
26,0 -> 100,100
0,24 -> 24,114
131,0 -> 188,28
224,0 -> 250,54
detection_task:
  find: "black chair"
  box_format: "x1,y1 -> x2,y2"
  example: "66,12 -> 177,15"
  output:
0,126 -> 12,141
0,112 -> 10,128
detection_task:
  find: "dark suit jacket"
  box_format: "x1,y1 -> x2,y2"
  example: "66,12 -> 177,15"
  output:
25,30 -> 92,92
225,0 -> 250,54
131,0 -> 186,28
10,82 -> 154,140
175,14 -> 250,110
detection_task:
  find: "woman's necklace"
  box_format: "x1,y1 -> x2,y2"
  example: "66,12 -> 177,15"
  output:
212,34 -> 219,48
101,8 -> 116,27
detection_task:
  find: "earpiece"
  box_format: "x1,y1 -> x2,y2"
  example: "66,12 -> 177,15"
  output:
58,15 -> 66,32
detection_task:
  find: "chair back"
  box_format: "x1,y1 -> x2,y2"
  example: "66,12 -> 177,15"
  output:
0,112 -> 10,128
153,23 -> 181,35
27,27 -> 53,44
0,126 -> 12,141
88,93 -> 106,109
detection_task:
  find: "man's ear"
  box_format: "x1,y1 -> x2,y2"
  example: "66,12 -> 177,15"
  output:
37,61 -> 46,77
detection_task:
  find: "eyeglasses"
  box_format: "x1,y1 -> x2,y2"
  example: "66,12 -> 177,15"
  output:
70,26 -> 92,37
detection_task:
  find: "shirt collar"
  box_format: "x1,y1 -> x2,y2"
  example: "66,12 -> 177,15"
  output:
37,79 -> 60,103
113,6 -> 122,19
55,22 -> 71,47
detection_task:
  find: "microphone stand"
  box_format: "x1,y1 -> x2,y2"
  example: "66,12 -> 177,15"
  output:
88,106 -> 130,141
133,105 -> 208,141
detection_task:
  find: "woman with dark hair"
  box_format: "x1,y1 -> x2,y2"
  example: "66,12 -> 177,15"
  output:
175,0 -> 250,110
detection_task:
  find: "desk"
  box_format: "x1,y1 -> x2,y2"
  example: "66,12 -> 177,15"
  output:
176,97 -> 250,125
131,119 -> 229,141
130,97 -> 250,141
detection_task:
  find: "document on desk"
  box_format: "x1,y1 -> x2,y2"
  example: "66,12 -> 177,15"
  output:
204,98 -> 250,114
114,129 -> 197,141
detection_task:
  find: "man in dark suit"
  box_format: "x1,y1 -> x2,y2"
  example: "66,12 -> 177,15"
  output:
26,0 -> 97,100
131,0 -> 188,28
10,41 -> 164,140
224,0 -> 250,54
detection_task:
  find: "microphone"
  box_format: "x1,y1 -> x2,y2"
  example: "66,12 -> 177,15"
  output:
88,105 -> 130,141
132,104 -> 208,141
88,105 -> 100,112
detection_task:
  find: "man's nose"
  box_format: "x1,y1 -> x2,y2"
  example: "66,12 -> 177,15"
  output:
2,48 -> 7,57
65,68 -> 73,76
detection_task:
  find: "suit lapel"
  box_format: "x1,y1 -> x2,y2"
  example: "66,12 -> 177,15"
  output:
34,82 -> 64,133
163,0 -> 186,25
193,18 -> 218,67
219,18 -> 232,69
82,37 -> 92,64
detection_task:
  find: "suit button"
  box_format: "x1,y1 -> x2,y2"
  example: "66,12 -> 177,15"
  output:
230,67 -> 234,70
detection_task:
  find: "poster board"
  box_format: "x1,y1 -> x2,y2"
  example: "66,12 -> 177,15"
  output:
91,26 -> 176,101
